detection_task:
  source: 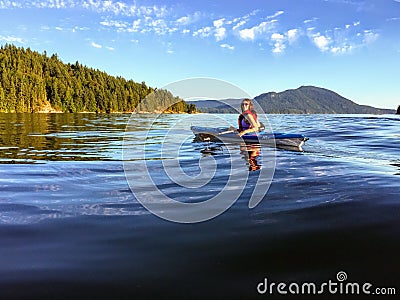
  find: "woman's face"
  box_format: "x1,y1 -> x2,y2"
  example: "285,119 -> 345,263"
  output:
242,101 -> 250,111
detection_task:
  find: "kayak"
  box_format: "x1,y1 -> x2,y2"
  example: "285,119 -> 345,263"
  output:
190,126 -> 309,151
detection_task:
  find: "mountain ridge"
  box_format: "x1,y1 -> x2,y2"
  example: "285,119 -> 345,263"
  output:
190,86 -> 395,114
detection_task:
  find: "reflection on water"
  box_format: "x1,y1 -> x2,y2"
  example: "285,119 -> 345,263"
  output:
391,161 -> 400,176
0,113 -> 129,163
193,140 -> 262,172
240,143 -> 261,171
196,143 -> 223,156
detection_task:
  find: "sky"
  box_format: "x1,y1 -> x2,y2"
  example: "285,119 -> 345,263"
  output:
0,0 -> 399,109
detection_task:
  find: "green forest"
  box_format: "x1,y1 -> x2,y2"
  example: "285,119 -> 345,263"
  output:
0,44 -> 196,113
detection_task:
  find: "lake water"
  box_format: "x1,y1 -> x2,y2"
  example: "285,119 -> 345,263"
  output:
0,113 -> 399,299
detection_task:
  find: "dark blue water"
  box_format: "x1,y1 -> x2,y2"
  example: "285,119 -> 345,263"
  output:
0,113 -> 399,299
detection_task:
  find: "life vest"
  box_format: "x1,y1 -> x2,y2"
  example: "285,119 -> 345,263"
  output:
238,110 -> 258,132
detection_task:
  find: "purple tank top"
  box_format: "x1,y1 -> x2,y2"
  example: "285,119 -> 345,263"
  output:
241,118 -> 250,130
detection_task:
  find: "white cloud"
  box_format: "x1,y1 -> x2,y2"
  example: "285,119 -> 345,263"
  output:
330,45 -> 354,54
100,20 -> 127,29
49,0 -> 67,9
304,18 -> 319,24
175,12 -> 202,26
257,28 -> 302,54
272,42 -> 286,53
232,19 -> 247,30
238,28 -> 255,40
238,20 -> 277,41
214,27 -> 226,41
271,33 -> 284,40
193,26 -> 212,38
268,11 -> 284,19
168,27 -> 178,34
363,30 -> 379,44
287,29 -> 300,44
176,16 -> 190,25
73,26 -> 89,32
91,42 -> 102,48
100,15 -> 178,35
213,18 -> 227,41
220,43 -> 234,50
270,33 -> 286,53
0,35 -> 24,43
149,19 -> 172,35
231,10 -> 259,30
235,11 -> 291,53
306,24 -> 379,55
0,0 -> 168,19
0,1 -> 22,8
106,46 -> 114,51
93,1 -> 168,18
100,20 -> 111,26
129,19 -> 141,32
237,10 -> 283,43
0,0 -> 174,39
213,18 -> 225,28
311,33 -> 331,51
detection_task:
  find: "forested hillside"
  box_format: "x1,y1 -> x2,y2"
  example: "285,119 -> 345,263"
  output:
0,44 -> 195,113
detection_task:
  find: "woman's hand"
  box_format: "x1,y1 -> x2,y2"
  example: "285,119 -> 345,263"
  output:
238,129 -> 253,137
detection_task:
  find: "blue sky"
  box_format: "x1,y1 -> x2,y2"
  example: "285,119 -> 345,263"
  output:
0,0 -> 399,109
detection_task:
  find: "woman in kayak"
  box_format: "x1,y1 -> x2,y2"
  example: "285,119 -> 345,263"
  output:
238,98 -> 261,137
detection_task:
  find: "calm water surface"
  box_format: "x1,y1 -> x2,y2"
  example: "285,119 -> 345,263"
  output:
0,113 -> 399,299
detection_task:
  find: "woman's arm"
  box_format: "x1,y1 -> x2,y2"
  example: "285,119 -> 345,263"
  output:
238,113 -> 259,137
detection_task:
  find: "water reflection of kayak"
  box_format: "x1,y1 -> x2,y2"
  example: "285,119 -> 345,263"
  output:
191,126 -> 309,151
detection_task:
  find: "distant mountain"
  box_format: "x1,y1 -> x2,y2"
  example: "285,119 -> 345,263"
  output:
189,86 -> 395,114
188,98 -> 241,113
397,105 -> 400,115
254,86 -> 394,114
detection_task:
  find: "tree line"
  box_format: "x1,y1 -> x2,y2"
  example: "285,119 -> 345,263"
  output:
0,44 -> 196,113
